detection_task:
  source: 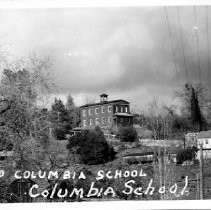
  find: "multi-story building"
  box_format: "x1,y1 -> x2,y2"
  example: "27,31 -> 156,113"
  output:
79,93 -> 133,129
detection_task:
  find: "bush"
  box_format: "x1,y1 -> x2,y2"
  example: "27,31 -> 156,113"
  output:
67,126 -> 116,165
52,122 -> 70,140
176,148 -> 197,165
118,126 -> 138,142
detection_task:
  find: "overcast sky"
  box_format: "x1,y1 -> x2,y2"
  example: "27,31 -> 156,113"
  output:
0,6 -> 211,112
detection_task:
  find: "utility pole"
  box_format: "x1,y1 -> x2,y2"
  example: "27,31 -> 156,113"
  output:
199,144 -> 204,199
158,148 -> 164,200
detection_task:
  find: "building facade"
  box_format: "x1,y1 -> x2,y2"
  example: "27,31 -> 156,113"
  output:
185,130 -> 211,159
195,130 -> 211,159
79,94 -> 133,129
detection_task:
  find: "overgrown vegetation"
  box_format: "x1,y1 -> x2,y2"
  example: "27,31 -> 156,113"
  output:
176,148 -> 197,165
133,83 -> 211,140
117,126 -> 138,142
67,127 -> 116,165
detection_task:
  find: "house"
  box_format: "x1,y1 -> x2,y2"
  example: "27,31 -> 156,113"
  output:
122,147 -> 181,165
78,94 -> 133,130
139,139 -> 184,148
195,130 -> 211,159
185,130 -> 211,159
123,151 -> 154,164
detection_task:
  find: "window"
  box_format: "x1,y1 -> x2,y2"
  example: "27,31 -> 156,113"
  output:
102,117 -> 105,125
82,109 -> 86,116
102,106 -> 105,113
95,108 -> 99,114
125,106 -> 128,113
95,118 -> 99,125
89,119 -> 93,126
89,109 -> 92,115
108,116 -> 112,123
121,107 -> 123,113
83,120 -> 86,126
108,106 -> 112,113
115,106 -> 118,113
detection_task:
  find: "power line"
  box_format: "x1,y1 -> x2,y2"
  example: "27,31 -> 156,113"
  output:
177,7 -> 190,84
205,6 -> 211,92
164,6 -> 180,87
193,6 -> 202,84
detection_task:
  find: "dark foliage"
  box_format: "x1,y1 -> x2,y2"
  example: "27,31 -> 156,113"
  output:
117,126 -> 138,142
67,127 -> 116,165
176,148 -> 197,165
190,86 -> 204,131
49,98 -> 71,140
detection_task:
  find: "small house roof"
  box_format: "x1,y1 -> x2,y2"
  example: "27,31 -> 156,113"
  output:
72,127 -> 90,131
123,151 -> 154,158
0,151 -> 13,157
195,130 -> 211,139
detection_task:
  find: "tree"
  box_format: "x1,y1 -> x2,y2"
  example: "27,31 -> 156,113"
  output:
176,83 -> 206,132
0,55 -> 58,202
176,148 -> 197,165
0,64 -> 56,166
117,126 -> 138,143
50,98 -> 71,140
67,127 -> 116,165
65,94 -> 80,128
146,98 -> 165,140
190,87 -> 203,131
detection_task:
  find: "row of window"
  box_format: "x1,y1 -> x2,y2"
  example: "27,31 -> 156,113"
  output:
82,106 -> 128,116
83,117 -> 112,126
116,106 -> 128,113
82,106 -> 112,116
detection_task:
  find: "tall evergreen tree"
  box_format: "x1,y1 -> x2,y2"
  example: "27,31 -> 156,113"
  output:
176,83 -> 206,132
50,98 -> 71,140
65,94 -> 79,128
190,86 -> 203,131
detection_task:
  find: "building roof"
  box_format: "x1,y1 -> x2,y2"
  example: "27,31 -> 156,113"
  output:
72,127 -> 92,131
80,99 -> 129,108
195,130 -> 211,139
122,147 -> 182,158
0,151 -> 13,157
123,151 -> 154,158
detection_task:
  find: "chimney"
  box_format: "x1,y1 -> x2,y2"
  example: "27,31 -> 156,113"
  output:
100,93 -> 108,103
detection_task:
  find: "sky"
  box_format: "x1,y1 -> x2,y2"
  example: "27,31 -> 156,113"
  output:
0,5 -> 211,113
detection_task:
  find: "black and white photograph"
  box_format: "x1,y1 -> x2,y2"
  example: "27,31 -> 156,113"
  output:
0,0 -> 211,208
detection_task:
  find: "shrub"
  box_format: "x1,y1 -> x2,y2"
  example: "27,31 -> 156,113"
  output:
118,126 -> 138,142
67,126 -> 116,165
52,122 -> 70,140
176,148 -> 197,165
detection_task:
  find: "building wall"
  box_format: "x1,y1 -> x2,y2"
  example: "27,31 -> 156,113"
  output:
197,138 -> 211,148
139,139 -> 184,147
80,101 -> 130,128
196,138 -> 211,159
185,132 -> 198,148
